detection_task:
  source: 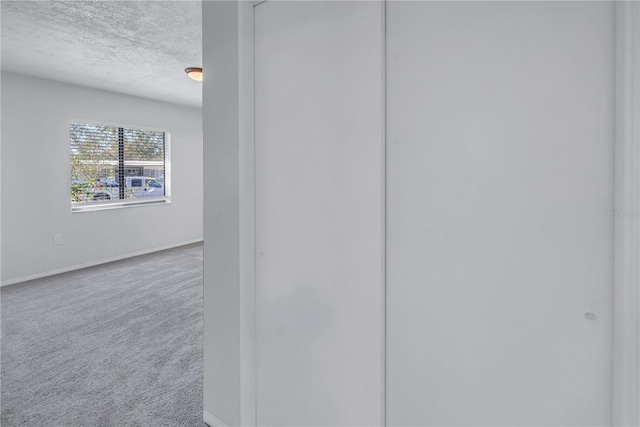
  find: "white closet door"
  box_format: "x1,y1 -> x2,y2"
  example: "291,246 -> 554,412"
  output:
386,2 -> 615,426
254,2 -> 384,425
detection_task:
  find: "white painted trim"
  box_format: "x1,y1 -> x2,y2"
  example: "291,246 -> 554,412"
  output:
613,2 -> 640,426
0,238 -> 203,287
380,2 -> 387,426
203,410 -> 228,427
239,1 -> 257,426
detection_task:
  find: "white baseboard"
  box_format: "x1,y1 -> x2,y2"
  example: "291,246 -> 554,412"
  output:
203,410 -> 228,427
0,238 -> 203,287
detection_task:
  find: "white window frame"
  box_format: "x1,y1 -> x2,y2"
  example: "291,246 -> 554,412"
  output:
69,119 -> 172,213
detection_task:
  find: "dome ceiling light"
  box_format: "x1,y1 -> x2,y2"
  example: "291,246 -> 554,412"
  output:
185,67 -> 202,81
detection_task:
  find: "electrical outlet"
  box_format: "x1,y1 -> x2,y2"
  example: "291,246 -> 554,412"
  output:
54,234 -> 63,245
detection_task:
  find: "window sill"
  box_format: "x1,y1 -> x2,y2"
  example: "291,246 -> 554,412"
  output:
71,197 -> 171,213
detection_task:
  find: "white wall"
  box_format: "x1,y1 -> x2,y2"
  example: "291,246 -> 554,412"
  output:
202,2 -> 241,425
1,72 -> 203,284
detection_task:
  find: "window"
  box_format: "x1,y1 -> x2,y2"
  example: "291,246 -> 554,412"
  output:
70,122 -> 169,211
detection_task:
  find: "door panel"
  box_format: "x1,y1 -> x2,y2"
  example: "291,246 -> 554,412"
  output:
254,2 -> 384,425
386,2 -> 615,425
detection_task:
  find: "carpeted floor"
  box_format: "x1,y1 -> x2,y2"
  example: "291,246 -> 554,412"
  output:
1,242 -> 205,427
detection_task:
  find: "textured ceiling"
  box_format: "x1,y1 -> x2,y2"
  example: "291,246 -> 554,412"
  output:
1,0 -> 202,108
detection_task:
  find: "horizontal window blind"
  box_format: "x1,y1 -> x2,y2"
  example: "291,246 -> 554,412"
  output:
70,122 -> 167,207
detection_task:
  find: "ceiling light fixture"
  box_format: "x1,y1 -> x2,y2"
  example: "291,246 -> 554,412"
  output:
185,67 -> 203,81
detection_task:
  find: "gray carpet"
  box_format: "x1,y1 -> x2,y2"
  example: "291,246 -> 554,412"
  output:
1,243 -> 205,426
